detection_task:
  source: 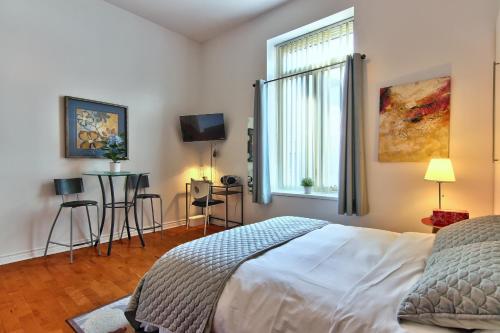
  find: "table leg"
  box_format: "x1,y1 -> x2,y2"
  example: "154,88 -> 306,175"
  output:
185,183 -> 188,228
133,174 -> 145,247
95,175 -> 106,247
107,175 -> 116,256
241,185 -> 244,225
225,187 -> 228,229
124,176 -> 131,240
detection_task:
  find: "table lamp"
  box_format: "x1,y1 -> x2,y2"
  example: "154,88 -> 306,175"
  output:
424,158 -> 455,209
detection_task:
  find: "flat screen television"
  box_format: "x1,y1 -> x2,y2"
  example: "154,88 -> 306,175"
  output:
180,113 -> 226,142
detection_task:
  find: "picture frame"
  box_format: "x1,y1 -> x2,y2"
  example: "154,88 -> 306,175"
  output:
378,76 -> 451,162
65,96 -> 128,158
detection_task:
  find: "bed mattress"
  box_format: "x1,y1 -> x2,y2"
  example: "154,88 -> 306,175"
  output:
213,223 -> 463,333
151,223 -> 466,333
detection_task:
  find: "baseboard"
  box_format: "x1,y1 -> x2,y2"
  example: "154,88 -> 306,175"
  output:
0,219 -> 191,266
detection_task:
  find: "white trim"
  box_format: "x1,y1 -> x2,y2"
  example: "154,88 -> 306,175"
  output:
266,7 -> 355,80
0,218 -> 190,266
272,191 -> 338,201
266,8 -> 354,194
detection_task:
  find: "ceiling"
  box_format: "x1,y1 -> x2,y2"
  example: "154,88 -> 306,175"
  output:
104,0 -> 290,42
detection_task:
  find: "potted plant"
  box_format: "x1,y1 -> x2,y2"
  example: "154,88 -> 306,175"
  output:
301,177 -> 314,194
102,134 -> 127,172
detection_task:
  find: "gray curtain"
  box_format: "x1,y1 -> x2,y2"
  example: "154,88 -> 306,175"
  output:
252,80 -> 272,204
338,54 -> 368,216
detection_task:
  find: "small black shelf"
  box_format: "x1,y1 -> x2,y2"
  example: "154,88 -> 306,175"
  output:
212,190 -> 242,196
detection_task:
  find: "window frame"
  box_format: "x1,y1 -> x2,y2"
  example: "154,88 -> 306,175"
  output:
266,7 -> 354,199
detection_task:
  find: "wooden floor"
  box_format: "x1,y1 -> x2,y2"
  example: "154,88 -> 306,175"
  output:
0,225 -> 223,333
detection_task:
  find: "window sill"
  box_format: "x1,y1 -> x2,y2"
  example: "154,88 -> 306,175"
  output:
272,190 -> 338,201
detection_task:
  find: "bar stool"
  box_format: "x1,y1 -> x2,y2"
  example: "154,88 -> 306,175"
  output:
120,175 -> 163,239
44,178 -> 101,263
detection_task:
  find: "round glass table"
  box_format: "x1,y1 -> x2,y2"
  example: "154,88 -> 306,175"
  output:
83,171 -> 149,255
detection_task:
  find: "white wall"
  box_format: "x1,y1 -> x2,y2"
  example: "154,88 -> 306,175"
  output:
200,0 -> 499,232
1,0 -> 498,265
0,0 -> 202,263
494,8 -> 500,214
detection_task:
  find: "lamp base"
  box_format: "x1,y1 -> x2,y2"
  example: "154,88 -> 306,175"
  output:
437,181 -> 442,209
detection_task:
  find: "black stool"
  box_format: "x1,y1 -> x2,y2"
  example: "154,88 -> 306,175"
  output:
120,175 -> 163,239
44,178 -> 101,263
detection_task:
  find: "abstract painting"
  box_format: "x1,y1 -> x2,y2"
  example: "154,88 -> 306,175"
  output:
378,76 -> 451,162
65,96 -> 128,158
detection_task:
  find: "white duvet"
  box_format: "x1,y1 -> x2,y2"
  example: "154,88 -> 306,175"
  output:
153,223 -> 467,333
212,223 -> 464,333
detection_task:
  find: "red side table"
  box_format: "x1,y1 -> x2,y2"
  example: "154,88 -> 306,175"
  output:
422,211 -> 469,234
421,217 -> 442,234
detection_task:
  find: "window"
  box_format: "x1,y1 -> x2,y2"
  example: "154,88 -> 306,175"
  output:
268,15 -> 354,195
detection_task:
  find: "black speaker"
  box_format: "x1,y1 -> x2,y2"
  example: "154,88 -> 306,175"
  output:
221,175 -> 241,186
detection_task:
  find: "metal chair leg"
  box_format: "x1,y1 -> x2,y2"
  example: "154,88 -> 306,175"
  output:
44,206 -> 63,257
204,206 -> 209,236
159,197 -> 163,239
69,208 -> 74,264
186,192 -> 191,230
85,206 -> 93,245
95,205 -> 101,256
141,199 -> 144,232
150,198 -> 155,233
119,206 -> 132,240
186,205 -> 190,230
225,201 -> 228,230
119,214 -> 126,240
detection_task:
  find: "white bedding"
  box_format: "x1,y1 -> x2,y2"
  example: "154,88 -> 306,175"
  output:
154,223 -> 467,333
212,224 -> 464,333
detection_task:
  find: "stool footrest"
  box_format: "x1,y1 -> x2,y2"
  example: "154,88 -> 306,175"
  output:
126,221 -> 162,231
48,239 -> 95,248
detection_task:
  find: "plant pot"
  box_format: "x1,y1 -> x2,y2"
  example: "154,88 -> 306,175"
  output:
304,186 -> 312,194
110,161 -> 121,173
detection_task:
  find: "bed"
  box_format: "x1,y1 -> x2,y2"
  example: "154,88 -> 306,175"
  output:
126,216 -> 500,333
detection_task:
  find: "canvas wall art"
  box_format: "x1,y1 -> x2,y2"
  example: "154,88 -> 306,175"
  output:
65,96 -> 128,158
378,76 -> 451,162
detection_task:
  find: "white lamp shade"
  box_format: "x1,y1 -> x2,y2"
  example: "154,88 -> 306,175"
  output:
424,158 -> 456,182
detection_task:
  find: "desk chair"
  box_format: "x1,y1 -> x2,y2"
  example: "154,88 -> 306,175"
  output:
44,178 -> 101,263
119,175 -> 163,239
186,179 -> 224,235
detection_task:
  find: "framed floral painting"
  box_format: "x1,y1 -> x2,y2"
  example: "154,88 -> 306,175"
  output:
65,96 -> 128,158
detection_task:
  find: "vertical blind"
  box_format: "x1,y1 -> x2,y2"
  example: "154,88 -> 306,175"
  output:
273,19 -> 353,193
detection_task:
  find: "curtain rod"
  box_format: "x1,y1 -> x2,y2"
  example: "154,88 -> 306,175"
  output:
252,54 -> 366,87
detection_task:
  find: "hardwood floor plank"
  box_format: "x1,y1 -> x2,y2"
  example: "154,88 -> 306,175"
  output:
0,224 -> 222,332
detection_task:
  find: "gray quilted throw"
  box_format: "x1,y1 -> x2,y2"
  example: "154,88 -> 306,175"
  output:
125,216 -> 328,333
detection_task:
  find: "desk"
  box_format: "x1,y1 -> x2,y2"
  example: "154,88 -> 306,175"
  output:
185,183 -> 244,229
83,171 -> 149,255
